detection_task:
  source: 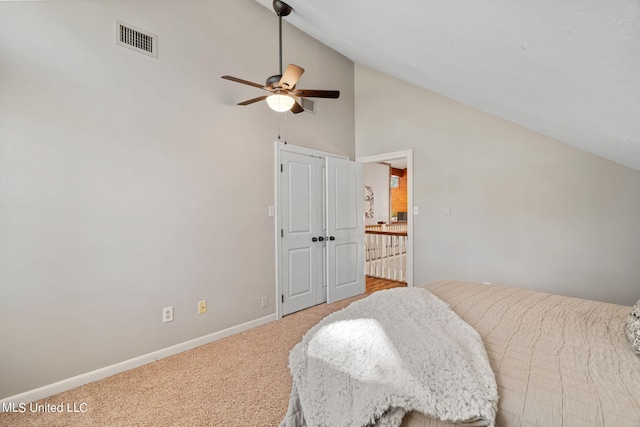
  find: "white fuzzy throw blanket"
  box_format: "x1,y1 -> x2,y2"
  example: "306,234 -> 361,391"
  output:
280,288 -> 498,427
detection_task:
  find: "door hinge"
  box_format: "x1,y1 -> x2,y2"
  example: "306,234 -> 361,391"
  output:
280,164 -> 283,172
281,294 -> 284,303
281,229 -> 284,238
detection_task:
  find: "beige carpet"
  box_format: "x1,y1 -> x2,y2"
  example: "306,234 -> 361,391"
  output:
0,295 -> 363,427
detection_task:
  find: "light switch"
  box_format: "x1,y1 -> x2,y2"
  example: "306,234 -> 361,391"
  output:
268,206 -> 275,217
413,206 -> 419,215
444,205 -> 451,216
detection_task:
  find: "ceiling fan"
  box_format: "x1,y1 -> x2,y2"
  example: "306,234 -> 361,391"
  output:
221,0 -> 340,113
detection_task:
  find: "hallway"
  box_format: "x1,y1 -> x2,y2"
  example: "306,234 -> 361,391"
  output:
365,276 -> 407,294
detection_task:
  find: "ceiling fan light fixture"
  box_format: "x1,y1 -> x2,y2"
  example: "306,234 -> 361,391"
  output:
266,93 -> 295,112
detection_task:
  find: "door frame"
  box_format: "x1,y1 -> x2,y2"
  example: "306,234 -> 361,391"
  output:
274,142 -> 349,319
356,150 -> 414,288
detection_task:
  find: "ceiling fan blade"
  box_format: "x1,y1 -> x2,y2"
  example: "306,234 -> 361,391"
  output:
291,89 -> 340,99
238,95 -> 269,106
291,100 -> 304,114
279,64 -> 305,89
221,75 -> 268,90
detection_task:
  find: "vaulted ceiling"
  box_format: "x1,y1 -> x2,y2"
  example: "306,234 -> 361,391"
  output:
255,0 -> 640,171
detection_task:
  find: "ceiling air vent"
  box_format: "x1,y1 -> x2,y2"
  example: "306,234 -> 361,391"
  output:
116,20 -> 157,58
300,97 -> 316,114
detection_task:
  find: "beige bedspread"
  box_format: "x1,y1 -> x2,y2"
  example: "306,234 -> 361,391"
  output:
402,280 -> 640,427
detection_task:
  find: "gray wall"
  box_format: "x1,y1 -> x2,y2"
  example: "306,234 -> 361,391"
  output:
0,0 -> 354,398
363,163 -> 390,225
355,64 -> 640,306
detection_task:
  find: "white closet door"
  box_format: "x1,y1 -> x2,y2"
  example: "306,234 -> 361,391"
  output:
280,151 -> 323,316
326,157 -> 365,304
316,161 -> 328,305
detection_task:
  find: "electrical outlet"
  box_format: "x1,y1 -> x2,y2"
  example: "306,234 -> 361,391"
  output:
163,306 -> 174,323
261,296 -> 268,308
198,300 -> 207,314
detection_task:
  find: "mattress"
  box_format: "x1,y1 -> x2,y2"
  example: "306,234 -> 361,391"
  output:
401,280 -> 640,427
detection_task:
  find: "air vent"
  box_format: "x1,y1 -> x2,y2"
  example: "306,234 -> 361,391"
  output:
115,20 -> 157,58
300,97 -> 316,114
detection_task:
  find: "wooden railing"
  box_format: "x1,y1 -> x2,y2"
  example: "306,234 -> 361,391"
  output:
365,223 -> 407,233
365,224 -> 407,282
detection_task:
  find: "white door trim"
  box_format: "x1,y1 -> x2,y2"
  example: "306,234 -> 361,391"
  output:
356,150 -> 414,287
275,142 -> 349,319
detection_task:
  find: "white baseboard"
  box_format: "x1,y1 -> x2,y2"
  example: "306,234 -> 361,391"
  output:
0,313 -> 278,405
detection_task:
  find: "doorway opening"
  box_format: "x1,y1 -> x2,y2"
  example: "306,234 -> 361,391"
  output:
357,150 -> 413,288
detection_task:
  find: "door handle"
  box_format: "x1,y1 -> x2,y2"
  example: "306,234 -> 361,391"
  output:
329,236 -> 335,241
312,237 -> 318,242
318,236 -> 325,242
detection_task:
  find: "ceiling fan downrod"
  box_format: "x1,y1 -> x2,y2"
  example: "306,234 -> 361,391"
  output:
274,0 -> 292,77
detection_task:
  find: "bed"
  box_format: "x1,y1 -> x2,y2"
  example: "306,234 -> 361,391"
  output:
402,280 -> 640,426
281,280 -> 640,427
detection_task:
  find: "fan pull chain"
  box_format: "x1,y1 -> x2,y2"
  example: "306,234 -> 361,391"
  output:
277,111 -> 287,143
283,109 -> 288,143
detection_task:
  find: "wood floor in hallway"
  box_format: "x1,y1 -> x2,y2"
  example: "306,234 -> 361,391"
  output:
365,276 -> 407,294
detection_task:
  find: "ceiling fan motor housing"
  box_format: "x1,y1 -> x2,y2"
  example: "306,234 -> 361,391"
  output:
266,74 -> 283,88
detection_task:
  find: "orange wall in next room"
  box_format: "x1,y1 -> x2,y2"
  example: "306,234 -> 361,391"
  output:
390,167 -> 407,218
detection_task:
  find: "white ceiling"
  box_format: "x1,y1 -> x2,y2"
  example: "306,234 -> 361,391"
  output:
255,0 -> 640,171
386,159 -> 408,170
